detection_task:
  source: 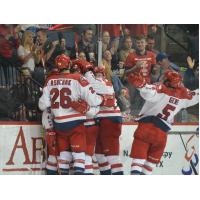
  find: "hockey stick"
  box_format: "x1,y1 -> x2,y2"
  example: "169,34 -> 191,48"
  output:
179,133 -> 198,175
40,127 -> 46,173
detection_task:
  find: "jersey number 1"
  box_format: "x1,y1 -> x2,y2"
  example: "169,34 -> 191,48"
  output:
157,104 -> 176,121
50,88 -> 71,109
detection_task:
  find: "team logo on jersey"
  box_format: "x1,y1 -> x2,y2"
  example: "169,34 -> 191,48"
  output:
79,76 -> 89,87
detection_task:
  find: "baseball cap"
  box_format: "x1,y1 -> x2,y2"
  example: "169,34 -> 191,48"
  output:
156,52 -> 168,62
170,62 -> 180,72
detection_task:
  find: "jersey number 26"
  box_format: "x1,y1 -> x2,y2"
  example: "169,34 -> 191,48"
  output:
50,88 -> 71,109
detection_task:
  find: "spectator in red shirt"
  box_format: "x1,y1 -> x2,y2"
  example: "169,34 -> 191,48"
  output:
124,35 -> 157,115
102,24 -> 121,38
0,25 -> 20,58
125,35 -> 156,83
123,24 -> 158,38
0,25 -> 21,86
124,25 -> 148,38
119,36 -> 135,63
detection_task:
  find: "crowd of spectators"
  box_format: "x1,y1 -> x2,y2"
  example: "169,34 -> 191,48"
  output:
0,24 -> 199,122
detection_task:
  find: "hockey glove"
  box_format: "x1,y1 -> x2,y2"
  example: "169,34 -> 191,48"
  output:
128,72 -> 146,88
45,130 -> 57,154
100,94 -> 115,107
70,99 -> 90,114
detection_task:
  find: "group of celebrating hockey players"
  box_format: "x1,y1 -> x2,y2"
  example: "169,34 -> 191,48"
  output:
39,55 -> 123,175
39,53 -> 199,175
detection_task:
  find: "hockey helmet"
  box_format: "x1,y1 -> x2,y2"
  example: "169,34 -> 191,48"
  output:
93,66 -> 106,76
55,54 -> 71,70
163,70 -> 182,88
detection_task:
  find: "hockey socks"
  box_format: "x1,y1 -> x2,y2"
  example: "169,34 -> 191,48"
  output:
84,155 -> 94,175
142,160 -> 156,175
58,151 -> 72,175
95,154 -> 111,175
131,159 -> 156,175
92,155 -> 100,175
46,155 -> 58,175
72,152 -> 85,175
131,158 -> 145,175
106,155 -> 124,175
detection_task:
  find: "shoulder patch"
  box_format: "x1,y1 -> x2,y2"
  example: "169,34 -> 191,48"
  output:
79,75 -> 90,87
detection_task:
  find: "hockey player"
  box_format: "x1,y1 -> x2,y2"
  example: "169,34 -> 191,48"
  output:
70,61 -> 100,175
128,70 -> 199,175
39,54 -> 115,175
73,59 -> 124,175
42,68 -> 61,175
71,60 -> 111,174
42,108 -> 59,175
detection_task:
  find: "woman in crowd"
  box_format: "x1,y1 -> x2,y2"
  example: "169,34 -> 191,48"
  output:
17,31 -> 39,73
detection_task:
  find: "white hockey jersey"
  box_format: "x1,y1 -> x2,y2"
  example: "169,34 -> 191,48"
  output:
84,106 -> 100,126
38,73 -> 103,130
137,84 -> 199,130
84,71 -> 122,119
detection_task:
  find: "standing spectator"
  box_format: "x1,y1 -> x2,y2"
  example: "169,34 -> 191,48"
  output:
102,31 -> 111,53
0,24 -> 21,85
56,32 -> 70,56
146,34 -> 159,56
156,52 -> 180,82
71,28 -> 96,63
33,29 -> 59,85
17,31 -> 39,73
146,35 -> 160,83
123,25 -> 158,49
119,36 -> 135,63
125,35 -> 156,83
102,25 -> 121,67
102,50 -> 128,111
102,24 -> 121,52
73,24 -> 97,36
124,24 -> 148,38
123,24 -> 157,38
36,29 -> 59,70
102,50 -> 113,81
0,25 -> 20,60
102,25 -> 121,38
125,35 -> 156,114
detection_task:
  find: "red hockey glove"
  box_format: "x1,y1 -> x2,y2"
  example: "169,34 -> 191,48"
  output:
70,99 -> 90,114
128,72 -> 146,88
45,130 -> 57,153
100,94 -> 115,107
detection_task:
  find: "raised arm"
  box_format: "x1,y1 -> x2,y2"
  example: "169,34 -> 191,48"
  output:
128,72 -> 164,102
183,89 -> 199,108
